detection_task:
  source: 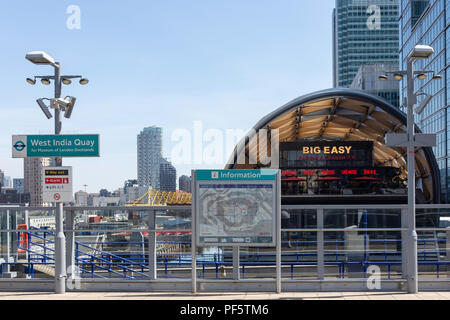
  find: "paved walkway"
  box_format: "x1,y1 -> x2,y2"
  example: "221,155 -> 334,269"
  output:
0,291 -> 449,300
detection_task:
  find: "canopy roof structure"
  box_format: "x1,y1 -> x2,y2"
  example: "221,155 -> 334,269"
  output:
225,88 -> 440,203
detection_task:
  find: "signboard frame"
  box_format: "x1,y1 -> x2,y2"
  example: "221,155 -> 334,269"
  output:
42,166 -> 74,203
280,141 -> 374,169
193,169 -> 281,248
12,134 -> 100,158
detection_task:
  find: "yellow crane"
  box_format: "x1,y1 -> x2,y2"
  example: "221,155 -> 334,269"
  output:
126,189 -> 192,206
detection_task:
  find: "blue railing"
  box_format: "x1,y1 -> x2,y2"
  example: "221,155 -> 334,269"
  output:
3,227 -> 448,280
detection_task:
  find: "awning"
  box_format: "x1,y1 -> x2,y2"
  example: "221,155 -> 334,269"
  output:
282,177 -> 307,181
352,176 -> 381,181
316,177 -> 343,181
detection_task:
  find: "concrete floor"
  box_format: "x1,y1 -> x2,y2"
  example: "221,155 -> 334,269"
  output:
0,291 -> 449,300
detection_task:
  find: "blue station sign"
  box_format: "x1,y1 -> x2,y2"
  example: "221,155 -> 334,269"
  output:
12,134 -> 100,158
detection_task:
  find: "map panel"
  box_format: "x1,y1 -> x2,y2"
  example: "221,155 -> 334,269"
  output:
198,184 -> 274,245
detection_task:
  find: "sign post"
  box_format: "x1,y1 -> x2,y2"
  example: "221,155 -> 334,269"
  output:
385,133 -> 436,148
385,123 -> 436,294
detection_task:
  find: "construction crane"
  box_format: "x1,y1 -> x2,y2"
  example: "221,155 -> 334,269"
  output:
126,189 -> 192,206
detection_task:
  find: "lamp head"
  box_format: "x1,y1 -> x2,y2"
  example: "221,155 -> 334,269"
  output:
410,45 -> 434,60
417,73 -> 427,80
25,51 -> 56,66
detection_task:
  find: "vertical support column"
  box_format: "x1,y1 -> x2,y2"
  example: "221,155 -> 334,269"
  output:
317,208 -> 325,280
65,209 -> 75,281
275,170 -> 281,293
55,203 -> 66,294
446,228 -> 450,278
401,207 -> 408,283
25,209 -> 29,268
191,170 -> 197,293
1,209 -> 16,278
233,246 -> 240,280
5,210 -> 11,274
148,209 -> 157,280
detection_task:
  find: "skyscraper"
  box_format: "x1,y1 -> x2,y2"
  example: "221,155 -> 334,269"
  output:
137,126 -> 163,189
24,158 -> 50,206
160,158 -> 177,192
13,179 -> 24,194
179,175 -> 192,193
333,0 -> 399,88
350,62 -> 400,108
399,0 -> 448,202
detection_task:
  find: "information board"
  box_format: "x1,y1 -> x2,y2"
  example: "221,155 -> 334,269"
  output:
194,170 -> 280,247
42,166 -> 73,203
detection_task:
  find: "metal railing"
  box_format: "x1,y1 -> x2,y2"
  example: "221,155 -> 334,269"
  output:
0,205 -> 449,292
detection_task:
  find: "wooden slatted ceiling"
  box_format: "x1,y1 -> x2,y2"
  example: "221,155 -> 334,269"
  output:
263,97 -> 431,180
232,97 -> 433,201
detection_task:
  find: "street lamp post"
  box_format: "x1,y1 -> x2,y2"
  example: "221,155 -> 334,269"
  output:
26,51 -> 88,294
379,45 -> 437,293
405,56 -> 419,294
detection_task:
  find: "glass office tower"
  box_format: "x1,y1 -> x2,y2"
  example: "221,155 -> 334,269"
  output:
350,62 -> 401,107
137,126 -> 163,189
399,0 -> 449,202
333,0 -> 399,88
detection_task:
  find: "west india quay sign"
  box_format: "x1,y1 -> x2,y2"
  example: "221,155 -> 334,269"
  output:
12,134 -> 100,158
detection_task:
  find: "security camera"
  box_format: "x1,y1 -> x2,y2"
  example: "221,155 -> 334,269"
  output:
415,93 -> 433,115
36,98 -> 53,119
64,96 -> 76,118
50,98 -> 70,108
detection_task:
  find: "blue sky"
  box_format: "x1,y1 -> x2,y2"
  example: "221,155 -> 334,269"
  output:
0,1 -> 334,193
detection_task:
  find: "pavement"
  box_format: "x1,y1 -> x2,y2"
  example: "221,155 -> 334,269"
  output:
0,291 -> 449,300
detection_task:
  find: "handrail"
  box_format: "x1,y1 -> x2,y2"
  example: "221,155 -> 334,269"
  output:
1,204 -> 450,211
74,242 -> 149,278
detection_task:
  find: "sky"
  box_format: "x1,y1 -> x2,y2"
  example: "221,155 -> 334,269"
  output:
0,0 -> 334,193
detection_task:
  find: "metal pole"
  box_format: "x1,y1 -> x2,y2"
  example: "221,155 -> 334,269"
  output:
25,209 -> 29,272
55,203 -> 65,293
5,210 -> 11,274
65,210 -> 75,281
54,62 -> 62,138
191,170 -> 197,293
148,210 -> 157,280
317,208 -> 325,280
232,246 -> 240,280
53,62 -> 66,294
406,58 -> 418,293
401,208 -> 408,282
276,170 -> 281,293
